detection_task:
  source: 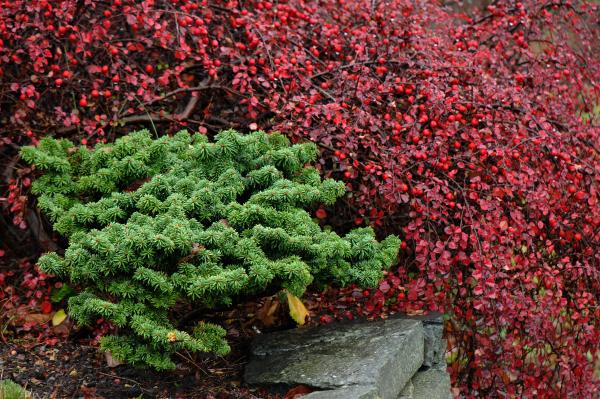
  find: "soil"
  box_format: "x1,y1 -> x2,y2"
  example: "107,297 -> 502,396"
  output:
0,339 -> 274,399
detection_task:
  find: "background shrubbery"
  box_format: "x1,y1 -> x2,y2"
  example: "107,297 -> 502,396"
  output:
1,0 -> 598,397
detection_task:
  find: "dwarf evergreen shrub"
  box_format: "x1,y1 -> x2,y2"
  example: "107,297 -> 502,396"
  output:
0,380 -> 30,399
22,130 -> 400,370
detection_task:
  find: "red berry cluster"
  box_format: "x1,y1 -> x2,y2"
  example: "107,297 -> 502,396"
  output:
0,258 -> 60,344
4,178 -> 29,229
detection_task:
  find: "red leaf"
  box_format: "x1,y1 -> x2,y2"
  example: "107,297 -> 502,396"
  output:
40,301 -> 53,314
284,385 -> 313,399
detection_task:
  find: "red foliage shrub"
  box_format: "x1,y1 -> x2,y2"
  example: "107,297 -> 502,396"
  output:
1,0 -> 598,397
0,255 -> 69,345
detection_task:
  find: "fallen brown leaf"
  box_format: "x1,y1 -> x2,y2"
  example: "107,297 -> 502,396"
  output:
21,313 -> 52,324
256,296 -> 281,327
80,385 -> 104,399
104,351 -> 124,368
52,318 -> 72,336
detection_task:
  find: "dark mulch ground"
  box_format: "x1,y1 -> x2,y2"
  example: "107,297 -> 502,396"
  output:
0,339 -> 275,399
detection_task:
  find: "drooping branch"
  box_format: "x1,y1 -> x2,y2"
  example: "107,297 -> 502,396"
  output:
57,84 -> 242,134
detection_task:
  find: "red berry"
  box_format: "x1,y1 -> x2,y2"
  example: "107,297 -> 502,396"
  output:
315,208 -> 327,220
91,89 -> 99,98
40,301 -> 52,314
145,64 -> 154,74
79,97 -> 88,107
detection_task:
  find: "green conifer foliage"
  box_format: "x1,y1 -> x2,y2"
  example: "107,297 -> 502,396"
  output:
22,130 -> 401,370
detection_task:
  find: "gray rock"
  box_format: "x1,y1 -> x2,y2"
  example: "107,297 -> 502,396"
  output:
244,318 -> 424,399
410,369 -> 451,399
391,313 -> 445,369
422,321 -> 444,369
398,379 -> 414,398
302,386 -> 381,399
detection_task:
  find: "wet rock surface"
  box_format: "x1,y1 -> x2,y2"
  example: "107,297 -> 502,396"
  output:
403,313 -> 446,369
244,314 -> 452,399
302,385 -> 381,399
409,369 -> 452,399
